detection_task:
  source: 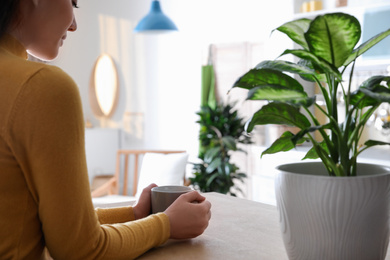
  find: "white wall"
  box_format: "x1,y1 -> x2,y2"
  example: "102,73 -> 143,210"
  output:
52,0 -> 293,159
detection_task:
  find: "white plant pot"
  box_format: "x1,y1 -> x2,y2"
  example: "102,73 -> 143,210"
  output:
275,162 -> 390,260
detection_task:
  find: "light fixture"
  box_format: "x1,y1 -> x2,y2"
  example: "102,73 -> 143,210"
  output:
134,0 -> 178,33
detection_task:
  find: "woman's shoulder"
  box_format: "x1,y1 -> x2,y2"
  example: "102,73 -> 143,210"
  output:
23,61 -> 79,95
8,60 -> 82,116
0,56 -> 80,113
27,61 -> 75,84
1,54 -> 77,92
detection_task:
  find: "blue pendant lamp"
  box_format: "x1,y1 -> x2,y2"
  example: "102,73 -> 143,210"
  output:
134,0 -> 178,33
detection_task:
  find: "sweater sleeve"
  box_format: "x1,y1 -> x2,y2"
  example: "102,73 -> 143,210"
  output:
8,66 -> 170,259
95,207 -> 135,225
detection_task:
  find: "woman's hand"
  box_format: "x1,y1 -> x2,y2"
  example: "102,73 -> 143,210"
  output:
164,191 -> 212,239
133,183 -> 157,220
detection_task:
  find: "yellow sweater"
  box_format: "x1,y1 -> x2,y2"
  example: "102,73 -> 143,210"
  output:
0,35 -> 170,260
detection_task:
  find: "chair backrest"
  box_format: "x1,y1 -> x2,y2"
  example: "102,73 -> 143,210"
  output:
116,150 -> 188,196
91,149 -> 189,198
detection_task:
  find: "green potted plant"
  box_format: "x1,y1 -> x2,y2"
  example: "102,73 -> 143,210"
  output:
190,102 -> 252,196
232,12 -> 390,259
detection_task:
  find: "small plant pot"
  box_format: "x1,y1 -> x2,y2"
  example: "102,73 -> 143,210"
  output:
275,162 -> 390,260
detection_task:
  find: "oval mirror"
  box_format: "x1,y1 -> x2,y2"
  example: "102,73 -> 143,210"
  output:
89,54 -> 119,118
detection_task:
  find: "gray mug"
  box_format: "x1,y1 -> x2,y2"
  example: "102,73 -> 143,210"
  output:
151,185 -> 192,214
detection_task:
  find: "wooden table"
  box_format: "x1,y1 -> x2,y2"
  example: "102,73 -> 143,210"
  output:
138,192 -> 390,260
138,192 -> 287,259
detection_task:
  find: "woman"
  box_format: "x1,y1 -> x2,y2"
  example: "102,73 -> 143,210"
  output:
0,0 -> 211,259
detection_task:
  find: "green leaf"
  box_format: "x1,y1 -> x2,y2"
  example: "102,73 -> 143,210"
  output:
206,173 -> 219,187
206,157 -> 222,173
350,91 -> 378,109
222,136 -> 237,150
354,76 -> 390,104
204,147 -> 220,163
235,67 -> 316,106
281,49 -> 342,80
232,68 -> 303,91
224,163 -> 233,175
305,13 -> 361,68
297,59 -> 326,82
255,60 -> 317,81
247,85 -> 309,103
292,125 -> 328,143
246,103 -> 311,132
261,131 -> 301,156
274,18 -> 311,50
360,75 -> 390,90
303,141 -> 329,159
236,172 -> 247,178
344,28 -> 390,66
364,140 -> 390,148
359,86 -> 390,102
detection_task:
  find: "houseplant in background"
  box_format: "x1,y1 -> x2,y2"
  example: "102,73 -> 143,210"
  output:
190,102 -> 252,196
232,12 -> 390,259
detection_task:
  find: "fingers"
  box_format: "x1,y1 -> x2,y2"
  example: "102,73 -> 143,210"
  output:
142,183 -> 157,193
180,190 -> 206,203
133,183 -> 157,220
137,183 -> 157,201
203,200 -> 212,220
137,183 -> 156,203
164,192 -> 212,239
194,199 -> 212,234
199,200 -> 212,224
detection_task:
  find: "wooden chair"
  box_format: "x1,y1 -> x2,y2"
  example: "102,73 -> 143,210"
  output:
91,150 -> 188,208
